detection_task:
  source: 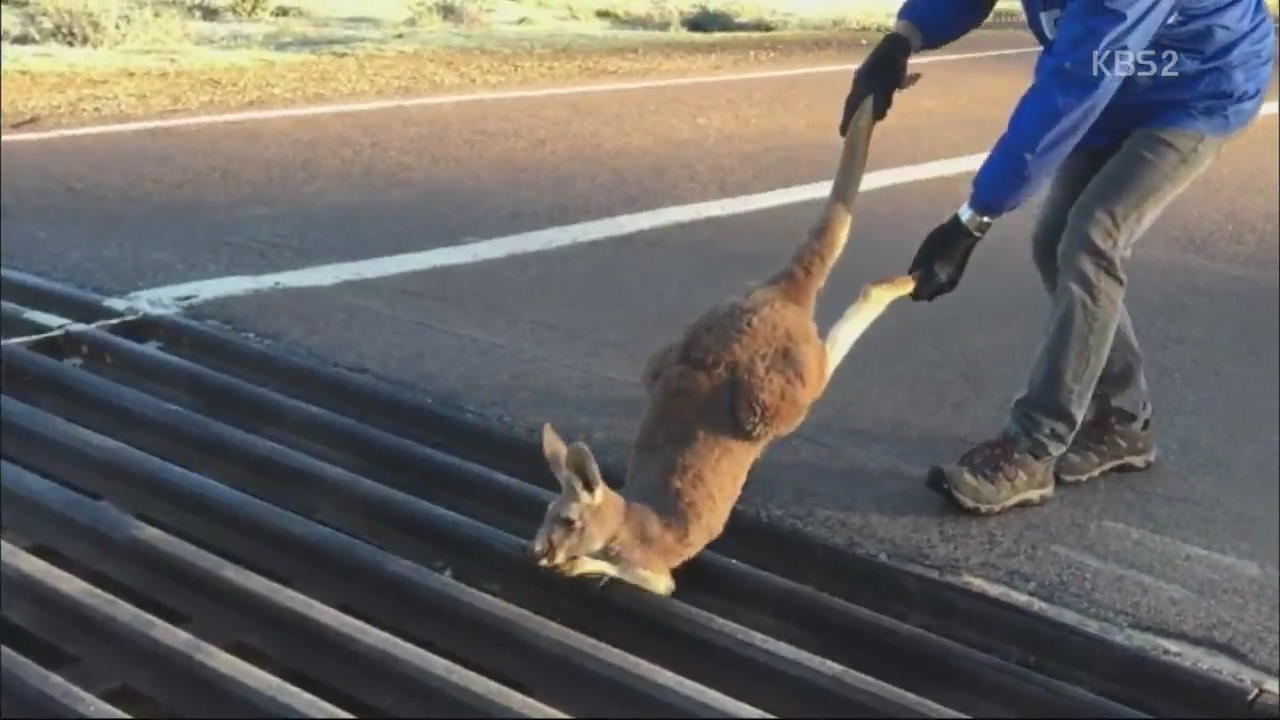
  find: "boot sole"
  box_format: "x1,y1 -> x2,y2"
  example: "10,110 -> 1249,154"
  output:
1056,449 -> 1157,485
926,466 -> 1054,515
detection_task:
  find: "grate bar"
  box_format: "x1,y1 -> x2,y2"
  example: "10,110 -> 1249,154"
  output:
0,358 -> 955,718
0,393 -> 773,719
0,460 -> 570,719
1,540 -> 351,719
22,321 -> 1139,717
5,268 -> 1245,719
1,300 -> 63,339
0,645 -> 130,719
0,269 -> 122,325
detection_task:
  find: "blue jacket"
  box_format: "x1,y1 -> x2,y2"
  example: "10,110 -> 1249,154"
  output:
897,0 -> 1276,218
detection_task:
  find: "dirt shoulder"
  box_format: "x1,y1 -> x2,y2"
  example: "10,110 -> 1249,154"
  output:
1,31 -> 892,131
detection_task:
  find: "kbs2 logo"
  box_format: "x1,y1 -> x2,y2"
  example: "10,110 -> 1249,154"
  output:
1092,49 -> 1180,77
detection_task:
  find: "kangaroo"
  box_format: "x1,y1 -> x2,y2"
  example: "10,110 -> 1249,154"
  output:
529,94 -> 916,596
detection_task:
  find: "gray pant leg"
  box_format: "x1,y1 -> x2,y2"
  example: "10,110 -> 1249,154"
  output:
1028,141 -> 1148,423
1009,128 -> 1225,456
1029,142 -> 1116,290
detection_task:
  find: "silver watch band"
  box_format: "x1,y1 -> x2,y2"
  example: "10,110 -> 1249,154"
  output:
956,201 -> 993,236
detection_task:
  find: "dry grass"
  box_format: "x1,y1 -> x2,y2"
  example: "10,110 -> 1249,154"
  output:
0,0 -> 1025,129
1,30 -> 888,129
2,0 -> 191,48
2,0 -> 906,54
0,0 -> 937,72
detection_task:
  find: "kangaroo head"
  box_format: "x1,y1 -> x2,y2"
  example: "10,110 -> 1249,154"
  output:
530,423 -> 624,568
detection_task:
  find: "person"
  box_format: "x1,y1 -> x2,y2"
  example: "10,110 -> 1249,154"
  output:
839,0 -> 1276,514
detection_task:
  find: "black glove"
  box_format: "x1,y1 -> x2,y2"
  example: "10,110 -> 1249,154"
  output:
907,215 -> 984,301
839,31 -> 913,135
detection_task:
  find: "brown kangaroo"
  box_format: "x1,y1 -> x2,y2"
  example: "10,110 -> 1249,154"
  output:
529,95 -> 916,596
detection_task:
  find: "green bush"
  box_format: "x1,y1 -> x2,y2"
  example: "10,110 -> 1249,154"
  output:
15,0 -> 189,48
682,5 -> 773,32
182,0 -> 222,21
227,0 -> 268,19
269,3 -> 306,18
593,2 -> 682,31
407,0 -> 490,28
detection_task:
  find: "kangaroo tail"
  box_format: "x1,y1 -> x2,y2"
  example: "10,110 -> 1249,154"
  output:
767,93 -> 878,308
823,274 -> 916,381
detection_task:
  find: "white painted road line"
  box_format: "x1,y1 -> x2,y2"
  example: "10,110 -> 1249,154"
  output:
1,300 -> 71,330
113,100 -> 1278,311
1048,546 -> 1197,600
1096,521 -> 1271,581
0,299 -> 146,345
0,48 -> 1036,144
1,313 -> 146,345
115,152 -> 990,311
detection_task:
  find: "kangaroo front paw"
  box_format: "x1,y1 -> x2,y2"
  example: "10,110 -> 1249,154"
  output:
556,555 -> 619,580
559,557 -> 675,597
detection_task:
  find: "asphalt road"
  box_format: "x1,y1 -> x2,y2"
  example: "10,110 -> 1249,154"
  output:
3,29 -> 1278,683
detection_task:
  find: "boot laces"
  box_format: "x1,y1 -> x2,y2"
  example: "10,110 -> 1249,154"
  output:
960,436 -> 1019,475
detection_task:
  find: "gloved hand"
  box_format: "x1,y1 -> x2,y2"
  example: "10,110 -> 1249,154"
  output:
839,31 -> 914,135
907,215 -> 984,301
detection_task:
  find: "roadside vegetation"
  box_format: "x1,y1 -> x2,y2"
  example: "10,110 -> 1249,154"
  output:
1,0 -> 910,59
0,0 -> 897,127
0,1 -> 1034,129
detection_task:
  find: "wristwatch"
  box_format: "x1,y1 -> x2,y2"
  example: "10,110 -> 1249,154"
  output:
956,201 -> 993,237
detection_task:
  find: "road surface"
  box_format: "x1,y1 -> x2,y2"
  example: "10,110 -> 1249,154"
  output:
3,29 -> 1277,684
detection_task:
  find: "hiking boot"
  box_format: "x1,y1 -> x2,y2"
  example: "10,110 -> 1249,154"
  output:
1056,410 -> 1156,484
926,435 -> 1056,515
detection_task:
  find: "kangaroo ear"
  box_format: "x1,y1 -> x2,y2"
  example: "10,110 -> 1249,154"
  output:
541,423 -> 572,489
566,442 -> 605,505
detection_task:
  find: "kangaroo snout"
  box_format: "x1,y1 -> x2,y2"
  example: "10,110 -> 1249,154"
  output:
528,537 -> 555,567
529,536 -> 572,569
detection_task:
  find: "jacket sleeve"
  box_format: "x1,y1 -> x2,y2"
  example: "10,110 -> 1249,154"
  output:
896,0 -> 997,51
968,0 -> 1177,218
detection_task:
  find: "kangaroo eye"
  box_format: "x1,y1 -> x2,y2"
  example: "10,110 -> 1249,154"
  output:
557,516 -> 578,529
